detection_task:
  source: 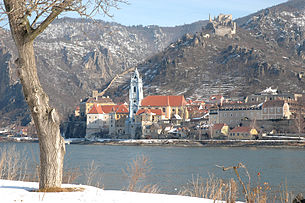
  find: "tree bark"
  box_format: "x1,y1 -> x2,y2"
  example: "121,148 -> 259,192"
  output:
4,0 -> 66,189
17,41 -> 66,189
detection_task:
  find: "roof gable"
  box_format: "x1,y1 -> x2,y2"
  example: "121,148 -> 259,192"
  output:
115,104 -> 129,114
88,104 -> 104,114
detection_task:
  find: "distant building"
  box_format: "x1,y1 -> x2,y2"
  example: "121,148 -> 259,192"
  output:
80,95 -> 115,117
86,104 -> 106,138
245,87 -> 297,103
135,109 -> 166,138
109,104 -> 129,137
209,123 -> 229,139
126,68 -> 144,138
209,103 -> 262,127
206,14 -> 236,37
140,95 -> 189,120
228,126 -> 258,140
86,104 -> 129,138
262,100 -> 291,120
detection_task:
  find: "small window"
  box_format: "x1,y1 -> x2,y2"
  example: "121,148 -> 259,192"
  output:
134,87 -> 136,92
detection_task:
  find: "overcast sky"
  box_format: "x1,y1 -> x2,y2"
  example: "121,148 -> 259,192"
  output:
90,0 -> 288,26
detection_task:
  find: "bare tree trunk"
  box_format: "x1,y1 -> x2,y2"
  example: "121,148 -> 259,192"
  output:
16,41 -> 65,189
4,0 -> 66,189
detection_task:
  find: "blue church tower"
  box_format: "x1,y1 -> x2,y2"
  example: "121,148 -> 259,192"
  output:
126,68 -> 143,138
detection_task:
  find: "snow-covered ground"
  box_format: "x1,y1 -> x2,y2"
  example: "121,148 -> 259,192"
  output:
0,179 -> 227,203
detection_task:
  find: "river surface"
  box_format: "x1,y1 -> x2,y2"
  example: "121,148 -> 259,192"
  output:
1,142 -> 305,195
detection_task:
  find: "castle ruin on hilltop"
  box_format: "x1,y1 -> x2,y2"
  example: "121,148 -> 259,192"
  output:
206,14 -> 237,37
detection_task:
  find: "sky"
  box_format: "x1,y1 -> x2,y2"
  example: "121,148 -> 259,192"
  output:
95,0 -> 289,26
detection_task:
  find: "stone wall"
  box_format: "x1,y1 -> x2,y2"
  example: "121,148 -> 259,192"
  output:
241,119 -> 296,133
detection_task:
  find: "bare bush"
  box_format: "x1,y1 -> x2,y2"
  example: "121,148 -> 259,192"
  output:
123,155 -> 159,193
0,145 -> 29,181
63,167 -> 81,184
179,174 -> 237,202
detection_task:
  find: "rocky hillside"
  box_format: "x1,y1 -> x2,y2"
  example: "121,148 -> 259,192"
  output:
0,18 -> 206,125
107,0 -> 305,101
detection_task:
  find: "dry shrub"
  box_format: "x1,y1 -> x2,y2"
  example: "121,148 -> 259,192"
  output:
82,160 -> 104,188
63,167 -> 81,184
123,155 -> 160,193
217,163 -> 279,203
179,174 -> 237,202
271,181 -> 293,203
0,145 -> 29,181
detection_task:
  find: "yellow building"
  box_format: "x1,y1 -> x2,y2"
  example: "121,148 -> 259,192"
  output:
140,95 -> 189,120
209,123 -> 229,139
229,126 -> 258,140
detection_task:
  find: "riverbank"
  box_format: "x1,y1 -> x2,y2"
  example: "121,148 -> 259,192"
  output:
73,138 -> 305,148
2,137 -> 305,148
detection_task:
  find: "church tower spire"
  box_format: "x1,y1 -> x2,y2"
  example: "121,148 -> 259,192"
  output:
127,68 -> 143,138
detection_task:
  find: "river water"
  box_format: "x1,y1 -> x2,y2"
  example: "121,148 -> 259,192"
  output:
1,142 -> 305,195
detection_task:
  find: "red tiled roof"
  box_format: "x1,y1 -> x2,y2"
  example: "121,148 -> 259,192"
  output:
211,123 -> 227,131
136,108 -> 164,116
141,95 -> 187,107
262,100 -> 285,108
100,104 -> 129,114
230,126 -> 253,133
101,105 -> 117,114
88,104 -> 104,114
115,104 -> 129,114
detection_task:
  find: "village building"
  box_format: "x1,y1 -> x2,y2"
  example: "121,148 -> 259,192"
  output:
209,103 -> 262,127
261,100 -> 291,120
109,104 -> 129,138
79,94 -> 115,117
228,126 -> 258,140
86,104 -> 129,138
245,87 -> 299,103
134,109 -> 166,138
86,104 -> 107,138
209,123 -> 229,139
140,95 -> 189,121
